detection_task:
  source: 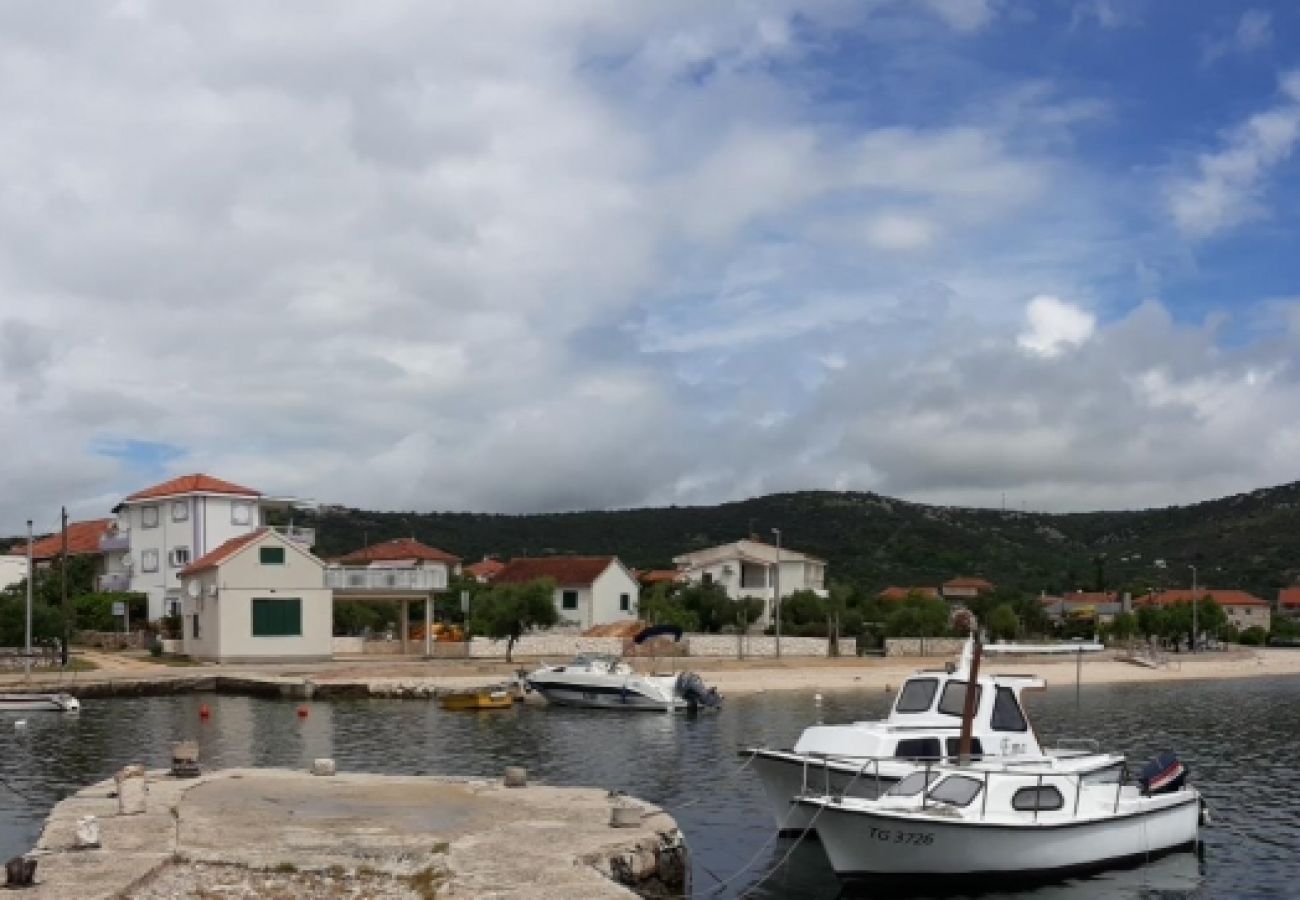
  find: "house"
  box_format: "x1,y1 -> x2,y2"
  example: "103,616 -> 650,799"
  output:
941,577 -> 995,601
879,586 -> 940,603
465,557 -> 505,582
111,474 -> 311,620
0,554 -> 27,590
491,556 -> 639,631
1278,587 -> 1300,619
1141,589 -> 1271,633
335,538 -> 460,578
672,539 -> 827,627
2,518 -> 114,591
638,569 -> 685,588
178,528 -> 332,663
1040,591 -> 1124,624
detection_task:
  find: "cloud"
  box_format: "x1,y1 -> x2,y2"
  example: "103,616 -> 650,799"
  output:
1069,0 -> 1137,30
1166,70 -> 1300,238
1016,295 -> 1096,357
919,0 -> 999,32
1202,9 -> 1273,65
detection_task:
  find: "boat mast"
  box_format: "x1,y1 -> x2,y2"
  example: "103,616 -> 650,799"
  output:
957,628 -> 982,764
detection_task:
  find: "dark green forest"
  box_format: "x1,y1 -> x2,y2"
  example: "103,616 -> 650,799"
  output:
301,481 -> 1300,602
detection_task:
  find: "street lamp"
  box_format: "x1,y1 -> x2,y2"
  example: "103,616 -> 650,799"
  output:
771,528 -> 782,660
1189,565 -> 1198,653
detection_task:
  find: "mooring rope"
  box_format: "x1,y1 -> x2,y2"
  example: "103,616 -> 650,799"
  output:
651,748 -> 763,819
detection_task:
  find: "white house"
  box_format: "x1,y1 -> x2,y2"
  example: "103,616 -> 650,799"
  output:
0,554 -> 28,590
178,528 -> 333,663
672,538 -> 827,627
491,556 -> 639,631
112,474 -> 311,620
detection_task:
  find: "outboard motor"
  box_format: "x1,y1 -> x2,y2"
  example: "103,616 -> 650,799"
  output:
1137,752 -> 1188,795
676,672 -> 722,711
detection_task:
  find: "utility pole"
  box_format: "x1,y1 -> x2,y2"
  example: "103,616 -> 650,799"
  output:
1189,565 -> 1198,653
61,507 -> 70,667
771,527 -> 782,659
25,520 -> 33,677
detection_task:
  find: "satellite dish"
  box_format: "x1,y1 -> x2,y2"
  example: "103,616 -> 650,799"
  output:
186,580 -> 201,599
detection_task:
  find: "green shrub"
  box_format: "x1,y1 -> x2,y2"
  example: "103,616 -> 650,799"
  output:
1238,626 -> 1267,646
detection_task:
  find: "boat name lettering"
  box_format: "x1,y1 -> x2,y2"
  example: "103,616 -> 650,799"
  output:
866,826 -> 934,846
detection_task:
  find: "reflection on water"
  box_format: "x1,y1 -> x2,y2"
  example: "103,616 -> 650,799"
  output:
2,675 -> 1298,898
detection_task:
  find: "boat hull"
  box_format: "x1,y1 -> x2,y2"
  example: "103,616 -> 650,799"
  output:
439,692 -> 513,711
0,693 -> 80,712
749,750 -> 899,833
804,793 -> 1201,883
530,683 -> 684,711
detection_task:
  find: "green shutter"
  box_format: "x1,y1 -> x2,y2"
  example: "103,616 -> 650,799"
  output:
251,598 -> 302,636
259,546 -> 286,565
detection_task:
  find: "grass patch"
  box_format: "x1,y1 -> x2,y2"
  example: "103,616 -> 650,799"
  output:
403,866 -> 449,899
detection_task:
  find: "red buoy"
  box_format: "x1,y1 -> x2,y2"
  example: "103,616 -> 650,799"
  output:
199,703 -> 211,720
296,705 -> 309,719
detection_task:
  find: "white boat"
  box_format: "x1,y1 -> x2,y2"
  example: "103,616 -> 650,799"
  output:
526,626 -> 720,712
0,693 -> 81,712
798,751 -> 1201,885
747,638 -> 1114,832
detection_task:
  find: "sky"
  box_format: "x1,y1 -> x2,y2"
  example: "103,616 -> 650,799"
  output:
3,0 -> 1300,532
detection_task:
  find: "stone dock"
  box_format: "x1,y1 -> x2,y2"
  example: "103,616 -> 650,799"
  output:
22,767 -> 688,898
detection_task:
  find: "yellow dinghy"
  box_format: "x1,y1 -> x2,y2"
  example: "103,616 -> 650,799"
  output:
438,688 -> 514,711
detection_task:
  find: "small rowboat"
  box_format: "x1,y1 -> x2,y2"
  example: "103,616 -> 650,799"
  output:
0,693 -> 81,713
438,688 -> 514,711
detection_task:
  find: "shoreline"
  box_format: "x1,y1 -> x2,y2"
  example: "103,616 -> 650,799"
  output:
1,647 -> 1297,701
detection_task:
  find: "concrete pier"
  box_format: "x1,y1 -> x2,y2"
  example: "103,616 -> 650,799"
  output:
23,768 -> 687,898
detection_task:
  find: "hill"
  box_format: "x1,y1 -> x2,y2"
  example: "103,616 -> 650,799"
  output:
300,481 -> 1300,602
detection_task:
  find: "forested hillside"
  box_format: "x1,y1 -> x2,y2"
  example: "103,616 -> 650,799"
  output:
302,481 -> 1300,601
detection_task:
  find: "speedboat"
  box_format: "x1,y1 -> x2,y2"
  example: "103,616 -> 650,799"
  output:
798,751 -> 1201,885
746,638 -> 1115,833
526,626 -> 721,712
0,693 -> 80,712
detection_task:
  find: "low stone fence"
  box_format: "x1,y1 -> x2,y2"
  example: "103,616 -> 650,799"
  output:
884,637 -> 967,657
74,630 -> 152,651
469,636 -> 624,659
466,633 -> 853,659
687,634 -> 855,657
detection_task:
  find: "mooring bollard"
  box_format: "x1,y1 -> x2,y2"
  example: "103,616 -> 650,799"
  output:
503,766 -> 527,788
114,765 -> 147,815
311,758 -> 336,776
171,740 -> 200,778
4,856 -> 37,887
74,815 -> 100,849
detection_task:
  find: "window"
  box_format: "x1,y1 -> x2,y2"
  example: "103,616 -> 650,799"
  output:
171,501 -> 188,522
894,678 -> 939,713
886,770 -> 940,797
928,775 -> 983,808
141,549 -> 159,573
701,572 -> 714,585
169,547 -> 191,568
141,505 -> 159,529
259,546 -> 286,565
937,681 -> 982,717
1011,786 -> 1064,812
252,597 -> 301,636
562,590 -> 578,610
231,502 -> 251,526
944,737 -> 984,759
619,593 -> 630,612
191,615 -> 201,639
991,687 -> 1028,732
894,738 -> 941,760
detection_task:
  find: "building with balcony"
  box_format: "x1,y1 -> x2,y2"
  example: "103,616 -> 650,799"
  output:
1139,589 -> 1271,633
941,577 -> 996,601
178,528 -> 333,663
672,538 -> 827,628
111,474 -> 311,620
492,556 -> 639,631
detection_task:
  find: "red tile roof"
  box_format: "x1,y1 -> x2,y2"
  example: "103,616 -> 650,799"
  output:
879,586 -> 940,602
337,538 -> 460,565
466,558 -> 506,580
17,519 -> 115,561
638,569 -> 684,585
943,577 -> 995,591
125,474 -> 260,502
492,556 -> 618,587
1057,591 -> 1118,605
179,529 -> 267,577
1279,587 -> 1300,609
1140,589 -> 1268,608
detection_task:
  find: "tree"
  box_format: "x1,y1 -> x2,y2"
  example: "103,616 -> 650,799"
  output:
640,582 -> 699,632
469,579 -> 559,662
884,593 -> 951,638
1110,611 -> 1137,641
1136,604 -> 1165,640
987,604 -> 1019,641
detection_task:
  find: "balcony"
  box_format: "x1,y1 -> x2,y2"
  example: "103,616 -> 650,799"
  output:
271,526 -> 316,546
97,573 -> 131,592
325,566 -> 446,593
99,533 -> 130,553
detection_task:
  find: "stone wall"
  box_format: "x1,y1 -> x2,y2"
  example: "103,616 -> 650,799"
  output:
686,634 -> 854,657
884,637 -> 967,657
466,633 -> 854,659
74,630 -> 152,650
469,635 -> 624,659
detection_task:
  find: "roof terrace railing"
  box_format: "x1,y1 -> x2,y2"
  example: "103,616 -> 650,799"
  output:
325,566 -> 446,592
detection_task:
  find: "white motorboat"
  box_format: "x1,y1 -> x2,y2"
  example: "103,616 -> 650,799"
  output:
747,638 -> 1114,832
0,693 -> 80,712
526,625 -> 721,712
798,751 -> 1202,885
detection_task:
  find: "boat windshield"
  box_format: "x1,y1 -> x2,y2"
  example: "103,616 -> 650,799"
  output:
572,653 -> 621,667
886,770 -> 940,797
894,678 -> 939,713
